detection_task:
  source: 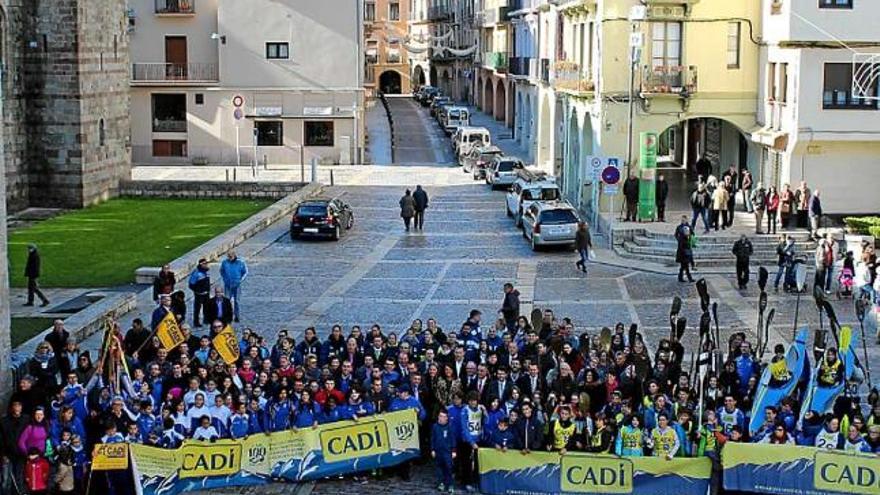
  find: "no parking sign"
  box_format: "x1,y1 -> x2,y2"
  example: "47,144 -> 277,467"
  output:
601,157 -> 622,195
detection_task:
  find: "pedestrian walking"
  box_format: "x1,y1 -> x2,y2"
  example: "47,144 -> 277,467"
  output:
220,250 -> 248,322
623,173 -> 640,222
689,183 -> 711,233
766,186 -> 780,235
23,244 -> 49,307
794,181 -> 811,229
741,169 -> 754,213
152,264 -> 176,301
808,189 -> 823,240
575,222 -> 593,274
655,174 -> 669,222
732,234 -> 754,290
676,225 -> 695,283
413,185 -> 429,231
780,183 -> 794,229
399,189 -> 416,232
500,283 -> 520,333
750,182 -> 766,234
814,233 -> 836,293
187,258 -> 211,327
711,179 -> 729,231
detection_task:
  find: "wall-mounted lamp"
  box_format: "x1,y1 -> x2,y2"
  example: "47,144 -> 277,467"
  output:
210,33 -> 226,44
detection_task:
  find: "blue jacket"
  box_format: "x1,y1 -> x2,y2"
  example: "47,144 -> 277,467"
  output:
389,396 -> 426,421
735,355 -> 759,394
294,402 -> 318,428
318,406 -> 345,424
220,258 -> 248,288
247,409 -> 268,434
460,405 -> 484,444
447,404 -> 464,442
339,401 -> 375,420
269,400 -> 293,432
431,422 -> 456,455
188,267 -> 210,296
229,414 -> 249,439
488,427 -> 516,449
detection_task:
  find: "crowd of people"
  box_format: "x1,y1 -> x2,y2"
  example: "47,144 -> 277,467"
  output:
2,274 -> 879,495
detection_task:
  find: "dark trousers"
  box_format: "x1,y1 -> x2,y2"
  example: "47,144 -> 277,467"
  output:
403,217 -> 412,231
414,209 -> 425,230
724,200 -> 736,227
691,208 -> 709,232
657,203 -> 666,221
26,277 -> 49,305
625,200 -> 638,221
815,266 -> 833,291
767,211 -> 777,234
435,453 -> 454,487
678,262 -> 693,282
736,258 -> 750,288
193,293 -> 209,326
458,442 -> 478,486
797,209 -> 808,228
712,209 -> 723,231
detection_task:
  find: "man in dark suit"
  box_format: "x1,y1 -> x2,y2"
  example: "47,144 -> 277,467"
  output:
452,346 -> 468,381
517,363 -> 547,398
486,366 -> 513,404
204,286 -> 233,328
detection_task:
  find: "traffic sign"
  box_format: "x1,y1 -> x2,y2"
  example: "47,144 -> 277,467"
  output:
233,108 -> 244,121
588,156 -> 603,180
232,95 -> 245,108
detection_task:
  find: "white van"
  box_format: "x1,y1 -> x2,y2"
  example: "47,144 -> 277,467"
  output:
455,127 -> 491,157
443,107 -> 470,135
506,172 -> 560,227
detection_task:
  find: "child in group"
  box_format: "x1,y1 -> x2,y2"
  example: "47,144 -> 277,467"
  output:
838,251 -> 855,298
193,415 -> 220,442
431,409 -> 457,493
24,447 -> 50,495
615,415 -> 644,456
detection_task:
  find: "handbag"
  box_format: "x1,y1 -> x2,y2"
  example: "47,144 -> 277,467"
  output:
588,249 -> 597,261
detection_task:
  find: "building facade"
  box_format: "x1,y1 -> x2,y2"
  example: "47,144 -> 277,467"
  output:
474,0 -> 514,127
130,0 -> 364,167
756,0 -> 880,214
365,0 -> 412,96
3,0 -> 131,210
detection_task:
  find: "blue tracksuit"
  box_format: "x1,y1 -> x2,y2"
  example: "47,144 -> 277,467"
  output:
431,422 -> 456,488
229,414 -> 249,439
389,396 -> 426,421
294,403 -> 318,428
247,409 -> 268,434
269,400 -> 293,431
488,427 -> 516,449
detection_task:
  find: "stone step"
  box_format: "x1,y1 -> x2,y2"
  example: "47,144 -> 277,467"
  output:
641,229 -> 814,244
612,246 -> 787,268
630,235 -> 815,250
621,241 -> 783,261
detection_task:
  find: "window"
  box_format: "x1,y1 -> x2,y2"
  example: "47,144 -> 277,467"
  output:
389,1 -> 400,21
99,119 -> 106,146
823,63 -> 879,109
195,93 -> 204,105
266,42 -> 289,60
365,1 -> 375,21
779,63 -> 788,103
651,22 -> 682,69
152,140 -> 187,157
727,22 -> 741,69
256,121 -> 283,146
151,93 -> 187,132
305,121 -> 334,147
819,0 -> 853,8
767,63 -> 777,101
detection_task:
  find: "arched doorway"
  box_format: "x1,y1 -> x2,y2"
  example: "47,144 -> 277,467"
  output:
413,66 -> 425,88
538,94 -> 551,167
429,66 -> 438,88
495,80 -> 506,122
379,71 -> 402,94
484,78 -> 494,116
655,117 -> 758,211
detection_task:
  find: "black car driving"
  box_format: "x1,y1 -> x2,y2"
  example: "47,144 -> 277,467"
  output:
290,198 -> 354,240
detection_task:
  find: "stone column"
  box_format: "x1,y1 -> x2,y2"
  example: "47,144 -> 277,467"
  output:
0,9 -> 12,400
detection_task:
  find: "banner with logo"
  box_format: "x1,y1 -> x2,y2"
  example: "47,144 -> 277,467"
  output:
478,449 -> 712,495
722,443 -> 880,495
131,409 -> 420,495
213,324 -> 240,364
155,311 -> 185,351
92,443 -> 129,471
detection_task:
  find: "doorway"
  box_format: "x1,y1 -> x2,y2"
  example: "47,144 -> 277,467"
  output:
165,36 -> 187,79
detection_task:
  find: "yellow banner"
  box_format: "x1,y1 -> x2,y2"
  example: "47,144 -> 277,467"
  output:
320,417 -> 391,463
813,450 -> 880,495
92,443 -> 129,471
213,325 -> 240,365
156,311 -> 185,351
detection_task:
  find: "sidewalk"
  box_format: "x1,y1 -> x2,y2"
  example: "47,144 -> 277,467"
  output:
364,98 -> 392,165
460,105 -> 528,159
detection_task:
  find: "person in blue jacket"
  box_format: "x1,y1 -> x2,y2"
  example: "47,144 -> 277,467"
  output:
229,403 -> 250,439
338,388 -> 375,420
488,417 -> 515,451
268,389 -> 294,431
389,384 -> 425,481
459,391 -> 485,492
246,397 -> 268,434
293,390 -> 319,429
431,409 -> 457,492
219,250 -> 248,322
716,395 -> 745,436
318,396 -> 345,424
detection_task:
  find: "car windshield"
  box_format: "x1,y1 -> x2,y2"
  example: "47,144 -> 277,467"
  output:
537,188 -> 560,201
496,160 -> 520,172
540,209 -> 578,225
480,151 -> 501,159
297,205 -> 328,216
468,134 -> 487,143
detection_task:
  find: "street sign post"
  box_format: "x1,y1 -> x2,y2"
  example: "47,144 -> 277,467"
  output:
233,96 -> 245,167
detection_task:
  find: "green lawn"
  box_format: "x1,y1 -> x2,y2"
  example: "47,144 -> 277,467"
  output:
11,317 -> 57,347
8,198 -> 272,288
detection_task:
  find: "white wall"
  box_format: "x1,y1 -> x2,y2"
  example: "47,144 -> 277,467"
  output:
129,0 -> 219,65
764,0 -> 880,44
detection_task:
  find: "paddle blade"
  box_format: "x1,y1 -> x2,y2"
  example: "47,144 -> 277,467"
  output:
855,296 -> 869,323
628,324 -> 639,347
600,327 -> 612,352
670,296 -> 682,318
813,284 -> 826,309
696,278 -> 710,312
530,308 -> 543,334
700,311 -> 711,337
758,267 -> 769,291
796,263 -> 808,292
676,317 -> 688,341
759,292 -> 768,313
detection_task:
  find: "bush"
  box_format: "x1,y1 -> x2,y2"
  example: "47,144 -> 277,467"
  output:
869,226 -> 880,239
844,216 -> 880,234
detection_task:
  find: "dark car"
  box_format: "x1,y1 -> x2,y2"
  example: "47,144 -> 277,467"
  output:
290,198 -> 354,240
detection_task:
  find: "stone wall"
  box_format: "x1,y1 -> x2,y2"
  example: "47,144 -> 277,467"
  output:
3,0 -> 131,210
119,180 -> 309,199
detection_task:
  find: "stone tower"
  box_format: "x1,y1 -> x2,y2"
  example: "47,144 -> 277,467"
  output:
4,0 -> 131,210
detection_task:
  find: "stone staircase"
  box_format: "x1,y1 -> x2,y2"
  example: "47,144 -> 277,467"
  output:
613,227 -> 816,268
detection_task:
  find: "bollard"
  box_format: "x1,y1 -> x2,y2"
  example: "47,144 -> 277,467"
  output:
330,169 -> 335,186
233,168 -> 237,182
310,157 -> 318,183
226,169 -> 230,182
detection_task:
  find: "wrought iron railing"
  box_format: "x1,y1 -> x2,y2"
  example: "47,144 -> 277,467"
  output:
132,63 -> 219,82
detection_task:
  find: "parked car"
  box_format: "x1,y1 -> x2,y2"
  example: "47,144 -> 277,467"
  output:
455,127 -> 491,157
521,201 -> 580,251
290,198 -> 354,241
442,106 -> 470,135
429,97 -> 451,117
486,156 -> 525,189
506,174 -> 561,227
462,145 -> 503,179
418,87 -> 440,106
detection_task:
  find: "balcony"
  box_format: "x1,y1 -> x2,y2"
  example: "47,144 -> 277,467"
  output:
508,56 -> 532,77
428,6 -> 452,21
155,0 -> 195,15
641,65 -> 698,96
152,119 -> 186,133
483,52 -> 509,72
132,63 -> 219,84
482,5 -> 512,25
553,61 -> 594,93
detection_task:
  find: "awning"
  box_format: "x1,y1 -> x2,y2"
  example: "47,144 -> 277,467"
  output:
750,126 -> 789,151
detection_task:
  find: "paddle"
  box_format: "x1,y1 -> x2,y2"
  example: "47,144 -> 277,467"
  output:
530,308 -> 543,336
628,323 -> 640,349
792,261 -> 809,335
855,295 -> 873,389
758,267 -> 769,292
669,296 -> 683,340
757,291 -> 768,357
696,278 -> 710,313
690,311 -> 712,387
712,302 -> 722,372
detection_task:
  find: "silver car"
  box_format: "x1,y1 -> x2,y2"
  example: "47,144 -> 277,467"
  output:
486,156 -> 525,189
462,145 -> 503,179
521,201 -> 580,251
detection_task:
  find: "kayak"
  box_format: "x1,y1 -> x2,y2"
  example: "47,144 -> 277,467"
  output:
799,326 -> 857,421
748,328 -> 810,435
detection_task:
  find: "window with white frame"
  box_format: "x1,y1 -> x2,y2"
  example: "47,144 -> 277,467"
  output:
389,1 -> 400,21
727,22 -> 741,69
651,22 -> 682,69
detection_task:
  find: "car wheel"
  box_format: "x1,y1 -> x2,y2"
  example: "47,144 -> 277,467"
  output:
333,225 -> 341,241
290,232 -> 299,241
347,215 -> 354,230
